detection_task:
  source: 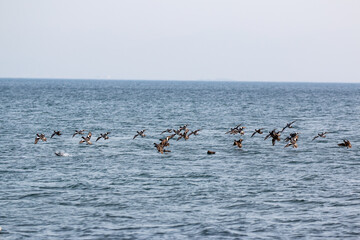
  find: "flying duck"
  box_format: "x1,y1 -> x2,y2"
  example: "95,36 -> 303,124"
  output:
133,129 -> 146,139
251,128 -> 264,137
312,132 -> 329,141
79,132 -> 92,145
96,132 -> 111,142
35,133 -> 47,144
338,139 -> 352,149
51,130 -> 62,138
233,139 -> 243,148
281,120 -> 296,133
73,130 -> 86,138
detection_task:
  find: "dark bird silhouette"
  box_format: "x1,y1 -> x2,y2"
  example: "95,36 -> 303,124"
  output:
233,139 -> 243,148
189,129 -> 201,136
96,132 -> 111,142
264,129 -> 281,145
226,124 -> 245,135
133,129 -> 146,139
51,130 -> 62,138
161,129 -> 173,134
73,130 -> 86,138
251,128 -> 264,137
79,132 -> 92,145
35,133 -> 47,144
271,132 -> 281,146
225,128 -> 240,135
264,129 -> 276,140
207,150 -> 216,154
338,139 -> 352,149
281,120 -> 296,132
312,132 -> 329,141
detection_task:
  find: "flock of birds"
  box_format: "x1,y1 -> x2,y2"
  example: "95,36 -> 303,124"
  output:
34,120 -> 352,155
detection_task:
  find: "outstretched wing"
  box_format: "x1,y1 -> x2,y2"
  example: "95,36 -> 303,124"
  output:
312,135 -> 319,141
284,143 -> 292,148
264,133 -> 271,140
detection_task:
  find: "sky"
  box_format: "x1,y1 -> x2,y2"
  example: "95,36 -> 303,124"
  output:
0,0 -> 359,82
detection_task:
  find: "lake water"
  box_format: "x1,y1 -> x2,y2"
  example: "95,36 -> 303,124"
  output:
0,79 -> 360,239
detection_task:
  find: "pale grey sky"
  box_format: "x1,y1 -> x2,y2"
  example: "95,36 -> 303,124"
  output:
0,0 -> 359,82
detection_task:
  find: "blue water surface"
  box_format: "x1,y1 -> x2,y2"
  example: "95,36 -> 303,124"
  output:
0,79 -> 359,239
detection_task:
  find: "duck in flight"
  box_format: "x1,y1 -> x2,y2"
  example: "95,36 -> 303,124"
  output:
226,124 -> 245,135
189,129 -> 201,136
179,124 -> 189,131
79,132 -> 92,145
51,130 -> 62,138
264,129 -> 281,146
251,128 -> 264,137
161,128 -> 173,134
281,120 -> 296,133
284,132 -> 300,142
338,139 -> 352,149
154,142 -> 171,154
233,139 -> 243,148
312,132 -> 329,141
35,133 -> 47,144
96,132 -> 111,142
284,132 -> 300,148
284,139 -> 298,148
73,130 -> 86,138
159,134 -> 175,146
177,132 -> 190,141
133,129 -> 146,139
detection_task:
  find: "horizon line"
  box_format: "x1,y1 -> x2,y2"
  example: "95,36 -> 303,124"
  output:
0,77 -> 359,84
